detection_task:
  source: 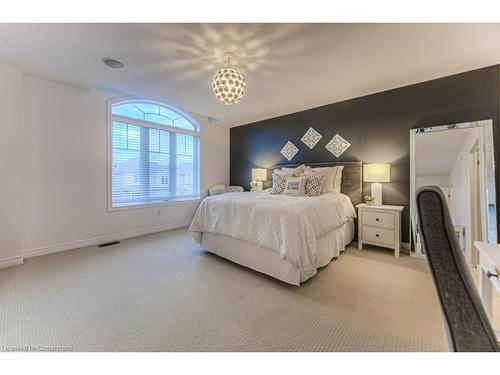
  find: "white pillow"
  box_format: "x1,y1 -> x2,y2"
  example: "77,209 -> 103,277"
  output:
272,169 -> 288,176
209,184 -> 226,196
332,166 -> 344,194
275,164 -> 306,176
303,166 -> 343,194
226,186 -> 244,193
283,176 -> 307,196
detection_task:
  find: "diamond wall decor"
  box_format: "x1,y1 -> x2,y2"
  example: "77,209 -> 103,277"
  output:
301,127 -> 322,149
280,141 -> 299,161
325,134 -> 351,158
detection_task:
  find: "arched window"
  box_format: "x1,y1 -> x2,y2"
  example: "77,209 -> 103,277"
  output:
109,99 -> 200,208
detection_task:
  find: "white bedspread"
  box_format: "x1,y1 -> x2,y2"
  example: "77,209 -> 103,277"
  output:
189,191 -> 356,281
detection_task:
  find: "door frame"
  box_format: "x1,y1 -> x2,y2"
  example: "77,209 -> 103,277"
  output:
469,133 -> 488,264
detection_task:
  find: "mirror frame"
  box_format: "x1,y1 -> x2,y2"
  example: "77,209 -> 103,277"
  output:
409,119 -> 496,257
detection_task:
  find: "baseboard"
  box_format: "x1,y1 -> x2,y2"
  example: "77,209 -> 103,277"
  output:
0,255 -> 24,269
15,228 -> 413,263
350,241 -> 411,253
23,220 -> 192,259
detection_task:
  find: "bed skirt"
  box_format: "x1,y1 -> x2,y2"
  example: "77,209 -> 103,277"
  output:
200,219 -> 355,286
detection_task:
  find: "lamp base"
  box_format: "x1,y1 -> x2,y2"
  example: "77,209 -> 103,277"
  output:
250,181 -> 263,191
371,182 -> 383,205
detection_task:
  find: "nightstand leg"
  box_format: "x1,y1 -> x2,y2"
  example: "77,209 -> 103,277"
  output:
395,245 -> 400,258
358,241 -> 362,250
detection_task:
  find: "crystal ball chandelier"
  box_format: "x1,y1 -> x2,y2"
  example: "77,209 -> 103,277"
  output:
212,52 -> 246,105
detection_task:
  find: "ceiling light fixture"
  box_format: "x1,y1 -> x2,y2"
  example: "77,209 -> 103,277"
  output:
212,52 -> 246,105
103,58 -> 125,69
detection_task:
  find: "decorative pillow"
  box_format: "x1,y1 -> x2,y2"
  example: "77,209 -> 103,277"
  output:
303,167 -> 332,193
282,164 -> 306,176
208,184 -> 226,196
272,164 -> 305,177
304,175 -> 325,197
283,176 -> 307,196
272,169 -> 288,176
332,166 -> 344,194
303,166 -> 343,194
271,173 -> 287,194
226,186 -> 244,193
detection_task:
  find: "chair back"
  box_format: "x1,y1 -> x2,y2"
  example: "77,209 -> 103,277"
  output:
416,186 -> 499,352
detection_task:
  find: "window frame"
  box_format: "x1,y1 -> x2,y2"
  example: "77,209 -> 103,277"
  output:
107,98 -> 201,211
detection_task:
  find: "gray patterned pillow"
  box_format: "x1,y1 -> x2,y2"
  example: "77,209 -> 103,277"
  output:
304,175 -> 325,197
271,173 -> 287,194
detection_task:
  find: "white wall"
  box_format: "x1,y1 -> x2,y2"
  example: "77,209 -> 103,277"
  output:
0,66 -> 229,263
0,62 -> 24,266
416,175 -> 449,188
449,128 -> 479,263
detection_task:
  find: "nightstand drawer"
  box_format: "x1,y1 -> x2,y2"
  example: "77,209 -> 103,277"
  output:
362,226 -> 395,246
363,211 -> 395,229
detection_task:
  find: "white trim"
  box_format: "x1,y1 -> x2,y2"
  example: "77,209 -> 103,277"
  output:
468,130 -> 489,265
23,220 -> 192,259
109,97 -> 201,132
107,98 -> 113,211
409,119 -> 495,257
112,114 -> 199,136
409,129 -> 417,255
0,255 -> 24,269
108,197 -> 200,211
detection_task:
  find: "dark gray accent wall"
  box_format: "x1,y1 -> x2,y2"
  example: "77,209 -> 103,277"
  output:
230,65 -> 500,243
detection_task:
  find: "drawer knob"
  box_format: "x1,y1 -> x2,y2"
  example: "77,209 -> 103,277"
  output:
375,234 -> 379,238
487,271 -> 499,279
376,218 -> 380,221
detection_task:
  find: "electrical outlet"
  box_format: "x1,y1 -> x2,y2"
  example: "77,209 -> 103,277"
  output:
157,210 -> 161,216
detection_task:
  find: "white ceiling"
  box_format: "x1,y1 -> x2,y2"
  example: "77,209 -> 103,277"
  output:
1,24 -> 500,127
415,128 -> 473,177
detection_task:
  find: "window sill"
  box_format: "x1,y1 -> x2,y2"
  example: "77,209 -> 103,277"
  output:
108,197 -> 201,211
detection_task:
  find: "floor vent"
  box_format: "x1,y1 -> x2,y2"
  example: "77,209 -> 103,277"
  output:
98,241 -> 121,248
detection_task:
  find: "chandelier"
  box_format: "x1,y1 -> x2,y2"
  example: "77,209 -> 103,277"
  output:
212,52 -> 246,105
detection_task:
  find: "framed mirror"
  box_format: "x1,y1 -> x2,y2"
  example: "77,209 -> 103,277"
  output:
410,120 -> 496,264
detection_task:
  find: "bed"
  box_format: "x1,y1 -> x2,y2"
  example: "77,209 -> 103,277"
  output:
189,161 -> 363,285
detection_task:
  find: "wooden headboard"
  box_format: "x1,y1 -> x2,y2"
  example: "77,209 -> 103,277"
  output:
272,161 -> 363,206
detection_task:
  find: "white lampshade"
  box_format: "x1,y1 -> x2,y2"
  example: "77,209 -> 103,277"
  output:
252,168 -> 267,181
363,163 -> 391,183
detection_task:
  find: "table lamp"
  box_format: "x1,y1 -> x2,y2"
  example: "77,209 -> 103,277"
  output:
363,163 -> 390,205
251,168 -> 267,191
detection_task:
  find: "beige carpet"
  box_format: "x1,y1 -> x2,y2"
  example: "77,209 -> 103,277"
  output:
0,228 -> 449,351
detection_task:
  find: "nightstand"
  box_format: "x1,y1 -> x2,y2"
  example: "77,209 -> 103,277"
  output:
356,204 -> 404,257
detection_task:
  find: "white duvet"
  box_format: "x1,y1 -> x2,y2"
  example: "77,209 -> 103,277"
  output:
189,191 -> 356,281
